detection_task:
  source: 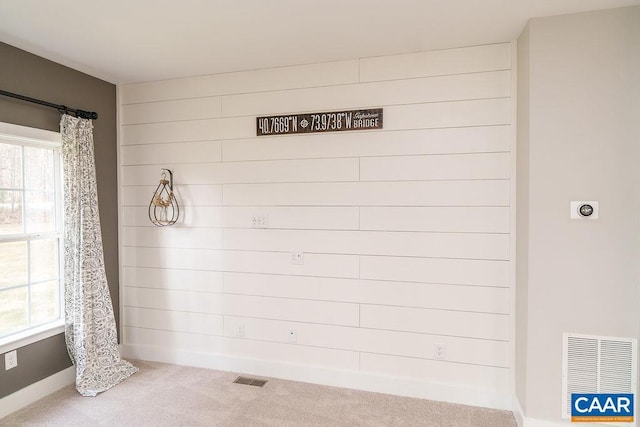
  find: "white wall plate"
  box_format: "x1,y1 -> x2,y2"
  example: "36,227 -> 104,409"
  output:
570,201 -> 599,219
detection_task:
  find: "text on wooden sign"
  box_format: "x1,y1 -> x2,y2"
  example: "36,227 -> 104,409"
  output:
257,108 -> 383,136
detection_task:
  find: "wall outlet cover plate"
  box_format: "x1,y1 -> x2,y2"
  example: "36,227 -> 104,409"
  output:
290,251 -> 304,265
5,350 -> 17,370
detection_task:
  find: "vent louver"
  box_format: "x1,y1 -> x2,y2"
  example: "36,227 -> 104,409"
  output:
233,376 -> 268,387
562,333 -> 637,425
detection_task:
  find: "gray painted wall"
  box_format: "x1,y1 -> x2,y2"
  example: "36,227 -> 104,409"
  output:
0,41 -> 118,398
516,6 -> 640,421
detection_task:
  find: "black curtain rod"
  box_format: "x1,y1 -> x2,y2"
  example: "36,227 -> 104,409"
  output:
0,89 -> 98,120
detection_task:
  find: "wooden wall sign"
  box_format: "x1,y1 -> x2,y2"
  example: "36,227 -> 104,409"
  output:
257,108 -> 383,136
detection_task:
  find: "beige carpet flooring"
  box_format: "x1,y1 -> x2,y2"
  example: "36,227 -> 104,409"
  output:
1,360 -> 516,426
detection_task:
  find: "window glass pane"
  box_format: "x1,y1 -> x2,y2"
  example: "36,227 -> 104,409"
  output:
0,241 -> 27,289
25,190 -> 55,233
30,239 -> 58,282
0,129 -> 61,339
0,190 -> 23,235
0,143 -> 22,189
0,287 -> 28,337
24,146 -> 54,191
30,280 -> 59,326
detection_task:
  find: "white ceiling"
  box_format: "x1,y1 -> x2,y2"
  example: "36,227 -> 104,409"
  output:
0,0 -> 638,84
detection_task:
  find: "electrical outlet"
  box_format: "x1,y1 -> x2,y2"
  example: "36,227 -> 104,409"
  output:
5,350 -> 17,370
235,323 -> 245,338
433,343 -> 446,360
287,328 -> 297,343
251,214 -> 269,228
290,251 -> 304,265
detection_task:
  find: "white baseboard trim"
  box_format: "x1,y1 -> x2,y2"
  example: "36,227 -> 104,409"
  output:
521,416 -> 631,427
513,395 -> 525,427
513,395 -> 575,427
121,343 -> 512,411
0,366 -> 75,419
522,419 -> 572,427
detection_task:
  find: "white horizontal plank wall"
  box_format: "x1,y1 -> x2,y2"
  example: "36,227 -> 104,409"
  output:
118,42 -> 514,409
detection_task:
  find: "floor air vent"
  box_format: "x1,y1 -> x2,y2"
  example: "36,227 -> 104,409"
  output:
233,376 -> 268,387
562,333 -> 637,424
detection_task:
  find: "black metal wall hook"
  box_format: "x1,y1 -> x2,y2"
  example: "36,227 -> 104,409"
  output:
148,169 -> 180,226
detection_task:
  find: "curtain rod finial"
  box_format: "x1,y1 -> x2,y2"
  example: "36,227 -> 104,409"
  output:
76,110 -> 98,120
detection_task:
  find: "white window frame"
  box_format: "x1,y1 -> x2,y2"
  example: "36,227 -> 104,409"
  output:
0,122 -> 64,355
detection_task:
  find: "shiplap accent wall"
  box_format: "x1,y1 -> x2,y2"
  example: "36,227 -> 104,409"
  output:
118,42 -> 514,408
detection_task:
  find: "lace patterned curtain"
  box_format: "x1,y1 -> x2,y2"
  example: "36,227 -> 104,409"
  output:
61,114 -> 137,396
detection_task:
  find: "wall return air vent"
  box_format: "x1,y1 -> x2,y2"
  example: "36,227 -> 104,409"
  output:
562,333 -> 637,424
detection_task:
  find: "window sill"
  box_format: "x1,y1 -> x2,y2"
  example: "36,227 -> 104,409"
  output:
0,321 -> 65,355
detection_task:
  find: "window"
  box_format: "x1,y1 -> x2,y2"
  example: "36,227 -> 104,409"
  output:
0,123 -> 62,341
